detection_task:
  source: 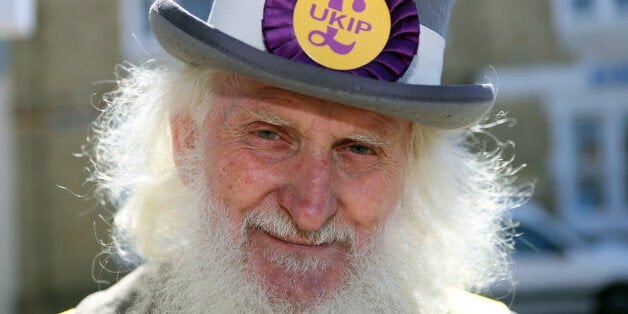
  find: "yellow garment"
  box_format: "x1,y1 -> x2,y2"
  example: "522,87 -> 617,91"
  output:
447,289 -> 513,314
61,288 -> 512,313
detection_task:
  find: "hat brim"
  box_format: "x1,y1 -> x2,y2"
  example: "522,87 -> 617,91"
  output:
149,0 -> 495,129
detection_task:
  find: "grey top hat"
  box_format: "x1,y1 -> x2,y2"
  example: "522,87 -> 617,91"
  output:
149,0 -> 495,129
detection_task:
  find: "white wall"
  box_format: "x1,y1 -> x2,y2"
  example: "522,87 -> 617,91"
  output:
0,0 -> 35,39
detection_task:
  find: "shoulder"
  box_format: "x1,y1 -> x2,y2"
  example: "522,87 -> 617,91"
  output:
446,289 -> 513,314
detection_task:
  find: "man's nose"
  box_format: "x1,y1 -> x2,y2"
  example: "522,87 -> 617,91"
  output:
277,151 -> 338,232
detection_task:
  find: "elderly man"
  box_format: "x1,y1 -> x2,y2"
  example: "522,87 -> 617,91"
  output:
70,0 -> 522,312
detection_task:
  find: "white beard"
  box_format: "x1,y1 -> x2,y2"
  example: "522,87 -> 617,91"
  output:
127,185 -> 449,313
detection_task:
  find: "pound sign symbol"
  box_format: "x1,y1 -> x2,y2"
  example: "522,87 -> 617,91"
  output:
308,26 -> 356,55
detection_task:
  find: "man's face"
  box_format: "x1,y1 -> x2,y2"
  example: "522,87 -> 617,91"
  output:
196,74 -> 412,305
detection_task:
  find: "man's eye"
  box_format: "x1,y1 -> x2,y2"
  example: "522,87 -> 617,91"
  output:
255,130 -> 281,140
348,144 -> 373,155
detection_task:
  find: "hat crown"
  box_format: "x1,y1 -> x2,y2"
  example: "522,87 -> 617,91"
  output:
148,0 -> 495,129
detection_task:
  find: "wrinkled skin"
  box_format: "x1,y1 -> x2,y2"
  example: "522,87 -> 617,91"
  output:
172,74 -> 412,305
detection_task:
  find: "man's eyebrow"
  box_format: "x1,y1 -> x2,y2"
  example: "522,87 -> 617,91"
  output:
241,107 -> 297,128
345,133 -> 391,149
241,107 -> 395,149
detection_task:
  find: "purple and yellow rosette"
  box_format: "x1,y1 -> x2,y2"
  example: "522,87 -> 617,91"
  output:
262,0 -> 420,82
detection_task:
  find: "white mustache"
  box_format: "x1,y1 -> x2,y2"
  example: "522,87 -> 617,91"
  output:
242,207 -> 356,246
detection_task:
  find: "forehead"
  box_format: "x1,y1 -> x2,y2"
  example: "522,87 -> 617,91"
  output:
212,74 -> 410,139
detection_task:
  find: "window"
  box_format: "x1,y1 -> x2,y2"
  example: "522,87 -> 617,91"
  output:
573,116 -> 605,213
175,0 -> 212,20
624,115 -> 628,209
141,0 -> 152,35
514,226 -> 563,255
617,0 -> 628,12
572,0 -> 593,12
0,0 -> 35,39
141,0 -> 212,33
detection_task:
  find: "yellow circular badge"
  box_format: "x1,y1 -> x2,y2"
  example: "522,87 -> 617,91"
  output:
293,0 -> 391,70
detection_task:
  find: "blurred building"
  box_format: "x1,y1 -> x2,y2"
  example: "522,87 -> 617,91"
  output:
10,1 -> 119,313
488,0 -> 628,239
8,1 -> 208,313
444,0 -> 568,213
6,0 -> 611,313
1,1 -> 36,313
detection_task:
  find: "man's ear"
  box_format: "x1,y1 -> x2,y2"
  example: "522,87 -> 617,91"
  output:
170,112 -> 196,183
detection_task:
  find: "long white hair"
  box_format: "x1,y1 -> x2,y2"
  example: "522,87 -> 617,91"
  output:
87,60 -> 527,307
